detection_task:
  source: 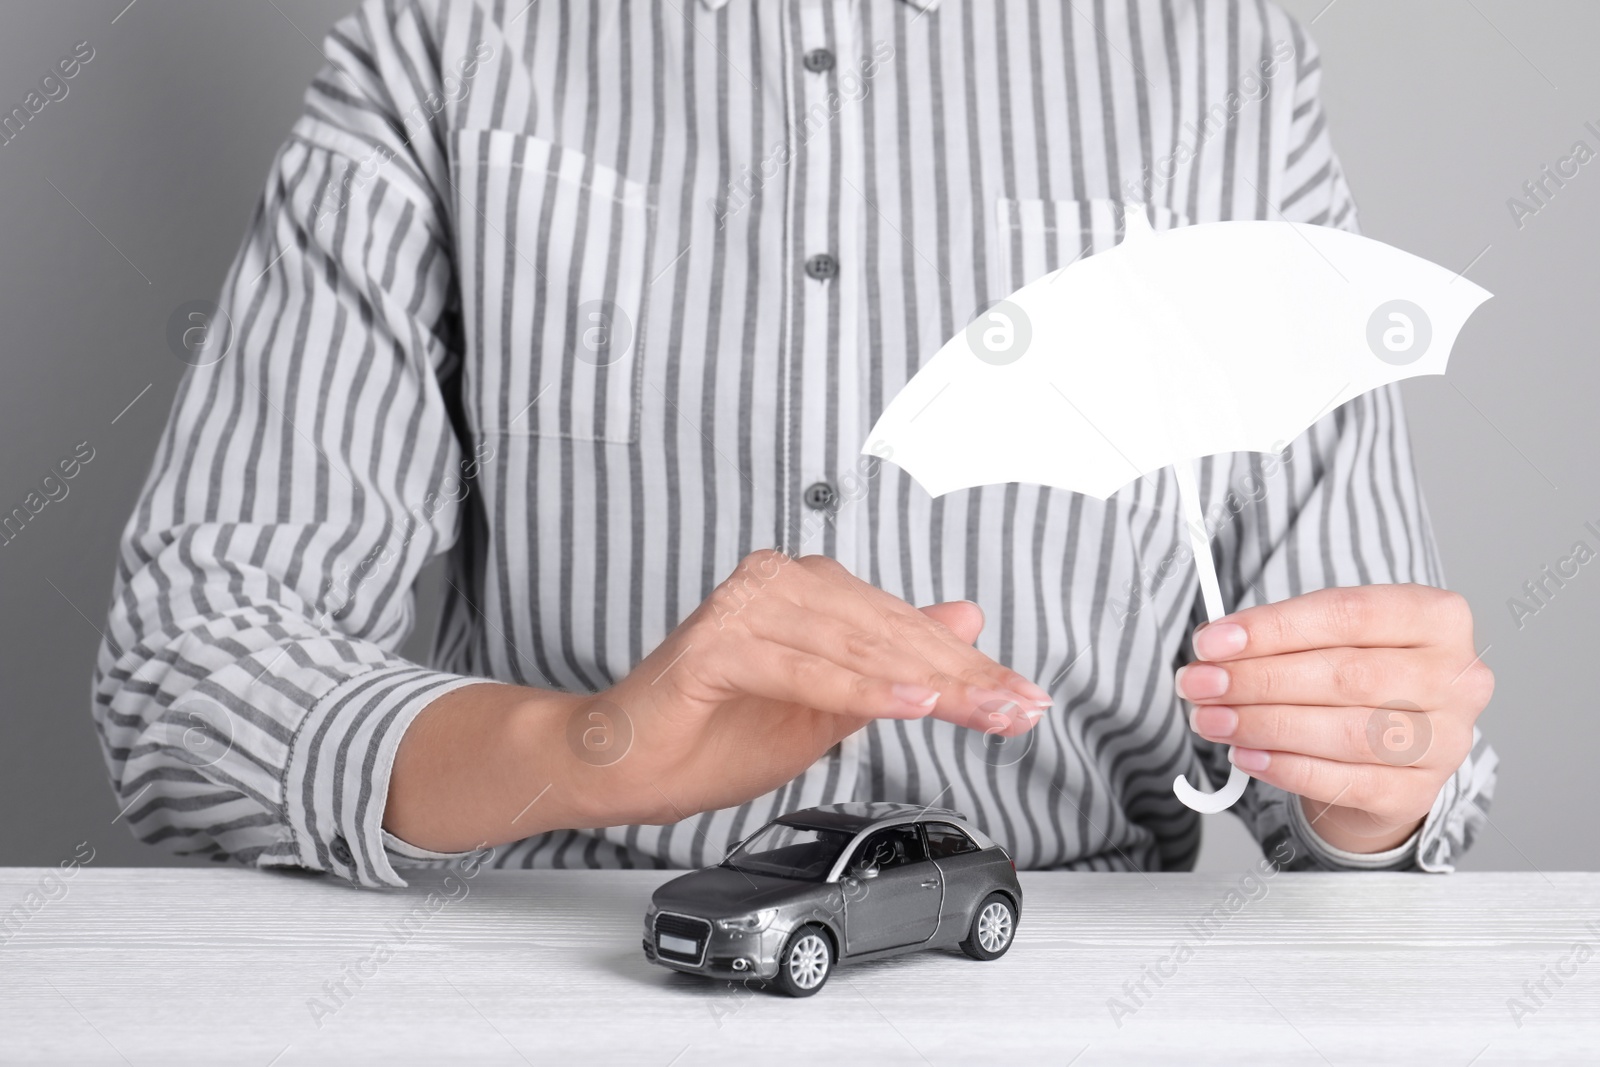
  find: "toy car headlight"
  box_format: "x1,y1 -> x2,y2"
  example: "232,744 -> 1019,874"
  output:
715,908 -> 776,933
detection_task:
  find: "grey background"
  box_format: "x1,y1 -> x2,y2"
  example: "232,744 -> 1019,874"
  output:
0,0 -> 1593,875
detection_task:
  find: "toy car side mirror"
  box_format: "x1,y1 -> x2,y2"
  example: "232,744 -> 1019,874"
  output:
851,863 -> 879,880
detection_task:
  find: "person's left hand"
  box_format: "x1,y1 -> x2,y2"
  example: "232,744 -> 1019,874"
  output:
1177,584 -> 1493,854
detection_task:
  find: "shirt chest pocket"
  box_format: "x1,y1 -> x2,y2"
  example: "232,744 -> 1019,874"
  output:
452,129 -> 656,444
992,197 -> 1190,296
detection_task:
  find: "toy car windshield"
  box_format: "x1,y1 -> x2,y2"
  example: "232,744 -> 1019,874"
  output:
720,821 -> 852,881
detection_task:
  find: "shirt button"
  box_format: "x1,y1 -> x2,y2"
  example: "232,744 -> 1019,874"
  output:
330,836 -> 354,865
805,253 -> 838,281
803,48 -> 836,73
804,481 -> 839,511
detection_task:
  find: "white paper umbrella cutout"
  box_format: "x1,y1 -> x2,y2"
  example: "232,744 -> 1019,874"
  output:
863,206 -> 1492,814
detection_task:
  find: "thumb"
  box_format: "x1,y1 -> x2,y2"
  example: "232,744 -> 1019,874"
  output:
918,600 -> 984,645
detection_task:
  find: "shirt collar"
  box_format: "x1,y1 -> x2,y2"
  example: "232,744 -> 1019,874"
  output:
699,0 -> 940,10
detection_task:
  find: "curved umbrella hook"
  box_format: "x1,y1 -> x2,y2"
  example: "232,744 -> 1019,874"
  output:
1174,760 -> 1250,814
1171,460 -> 1251,814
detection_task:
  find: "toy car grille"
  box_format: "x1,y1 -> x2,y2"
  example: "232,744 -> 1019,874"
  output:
654,912 -> 712,965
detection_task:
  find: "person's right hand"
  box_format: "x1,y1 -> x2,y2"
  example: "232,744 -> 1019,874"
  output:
386,550 -> 1051,853
566,550 -> 1052,827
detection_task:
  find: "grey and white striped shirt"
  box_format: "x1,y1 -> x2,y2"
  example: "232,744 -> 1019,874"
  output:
95,0 -> 1495,887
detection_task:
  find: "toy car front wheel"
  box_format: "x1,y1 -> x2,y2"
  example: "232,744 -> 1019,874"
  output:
773,924 -> 833,997
960,893 -> 1017,961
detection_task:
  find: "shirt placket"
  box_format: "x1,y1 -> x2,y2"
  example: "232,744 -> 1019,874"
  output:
784,0 -> 864,570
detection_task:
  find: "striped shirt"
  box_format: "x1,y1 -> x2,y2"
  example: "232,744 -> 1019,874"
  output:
95,0 -> 1495,888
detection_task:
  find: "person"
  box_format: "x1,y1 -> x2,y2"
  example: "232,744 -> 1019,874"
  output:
94,0 -> 1494,888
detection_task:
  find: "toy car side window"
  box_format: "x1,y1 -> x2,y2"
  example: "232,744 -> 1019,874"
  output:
923,822 -> 978,860
851,825 -> 926,872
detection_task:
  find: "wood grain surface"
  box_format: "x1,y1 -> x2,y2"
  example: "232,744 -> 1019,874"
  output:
1,868 -> 1596,1065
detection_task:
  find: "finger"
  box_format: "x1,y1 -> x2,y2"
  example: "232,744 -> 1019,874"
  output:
714,552 -> 1050,707
1189,704 -> 1438,767
901,607 -> 1045,699
715,642 -> 1034,736
1176,647 -> 1450,709
741,603 -> 1043,728
1191,584 -> 1471,663
713,641 -> 942,720
777,558 -> 1052,706
1225,747 -> 1436,826
726,552 -> 919,639
919,600 -> 984,645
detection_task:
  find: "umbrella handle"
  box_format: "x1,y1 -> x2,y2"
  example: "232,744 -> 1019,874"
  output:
1171,459 -> 1251,813
1174,762 -> 1250,814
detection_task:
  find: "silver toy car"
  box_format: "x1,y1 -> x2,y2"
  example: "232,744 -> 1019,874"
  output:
643,802 -> 1023,996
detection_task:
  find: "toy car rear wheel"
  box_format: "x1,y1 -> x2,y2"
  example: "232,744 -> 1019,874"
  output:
773,924 -> 833,997
960,893 -> 1017,961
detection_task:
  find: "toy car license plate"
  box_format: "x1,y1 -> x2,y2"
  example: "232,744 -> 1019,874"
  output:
659,934 -> 698,955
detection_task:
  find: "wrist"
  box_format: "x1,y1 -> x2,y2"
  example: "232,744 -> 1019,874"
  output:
385,681 -> 629,852
507,687 -> 661,831
1298,795 -> 1422,855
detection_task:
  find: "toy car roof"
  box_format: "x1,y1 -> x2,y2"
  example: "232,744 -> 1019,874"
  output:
775,802 -> 970,833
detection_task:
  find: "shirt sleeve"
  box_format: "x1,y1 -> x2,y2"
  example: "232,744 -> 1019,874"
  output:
91,2 -> 491,888
1187,20 -> 1497,872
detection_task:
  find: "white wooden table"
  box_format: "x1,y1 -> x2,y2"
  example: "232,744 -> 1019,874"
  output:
1,868 -> 1596,1065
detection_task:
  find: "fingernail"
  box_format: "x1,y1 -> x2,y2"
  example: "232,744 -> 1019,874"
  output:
1002,701 -> 1041,724
1190,705 -> 1238,739
891,684 -> 941,710
1012,677 -> 1054,705
1230,747 -> 1271,772
1193,622 -> 1248,661
1005,688 -> 1053,711
1175,663 -> 1229,700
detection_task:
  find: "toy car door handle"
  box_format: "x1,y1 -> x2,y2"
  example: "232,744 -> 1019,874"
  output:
920,879 -> 940,888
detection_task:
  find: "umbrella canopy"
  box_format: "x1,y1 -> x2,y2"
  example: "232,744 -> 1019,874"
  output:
863,206 -> 1492,813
